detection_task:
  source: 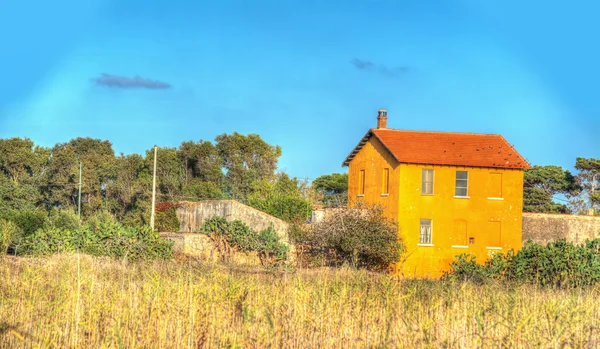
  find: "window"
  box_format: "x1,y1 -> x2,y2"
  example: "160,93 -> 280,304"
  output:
419,219 -> 432,244
382,168 -> 389,194
358,170 -> 365,195
488,173 -> 502,198
422,169 -> 434,195
455,171 -> 469,197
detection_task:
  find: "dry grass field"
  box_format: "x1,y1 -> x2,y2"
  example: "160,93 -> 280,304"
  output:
1,254 -> 599,348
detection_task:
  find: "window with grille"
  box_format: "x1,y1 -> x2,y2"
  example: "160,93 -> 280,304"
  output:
455,171 -> 469,197
419,219 -> 432,244
422,169 -> 434,195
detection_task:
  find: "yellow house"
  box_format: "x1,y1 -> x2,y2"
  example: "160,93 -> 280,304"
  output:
343,109 -> 530,278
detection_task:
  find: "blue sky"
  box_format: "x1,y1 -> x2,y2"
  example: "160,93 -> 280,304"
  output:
1,0 -> 599,180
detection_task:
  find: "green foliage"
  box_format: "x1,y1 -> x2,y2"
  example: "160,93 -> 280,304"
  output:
46,209 -> 80,231
216,132 -> 282,200
7,208 -> 48,238
247,195 -> 311,223
155,208 -> 181,232
0,219 -> 19,255
86,210 -> 119,232
573,157 -> 600,213
447,239 -> 600,288
200,216 -> 288,267
246,173 -> 312,223
306,204 -> 404,270
19,222 -> 173,261
312,173 -> 348,207
523,165 -> 580,213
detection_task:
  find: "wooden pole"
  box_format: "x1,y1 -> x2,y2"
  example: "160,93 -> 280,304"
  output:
78,162 -> 82,223
150,146 -> 158,230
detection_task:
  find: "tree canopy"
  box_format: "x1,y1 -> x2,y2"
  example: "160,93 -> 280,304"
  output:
523,165 -> 580,213
0,133 -> 309,226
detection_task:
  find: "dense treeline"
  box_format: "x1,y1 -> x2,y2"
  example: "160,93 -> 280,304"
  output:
0,134 -> 313,227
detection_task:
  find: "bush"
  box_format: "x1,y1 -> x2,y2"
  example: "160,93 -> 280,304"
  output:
86,210 -> 119,232
19,222 -> 173,261
200,216 -> 288,267
7,208 -> 48,238
247,195 -> 312,223
446,239 -> 600,288
0,219 -> 19,255
155,207 -> 180,232
305,204 -> 404,271
46,209 -> 80,231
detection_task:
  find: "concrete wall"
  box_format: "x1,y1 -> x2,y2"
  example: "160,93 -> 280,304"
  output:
175,200 -> 290,244
522,212 -> 600,245
160,232 -> 262,265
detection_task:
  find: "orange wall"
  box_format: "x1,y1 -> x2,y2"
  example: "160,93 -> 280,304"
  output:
347,138 -> 525,278
347,137 -> 400,220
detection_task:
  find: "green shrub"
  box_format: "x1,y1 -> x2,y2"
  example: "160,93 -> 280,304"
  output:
19,222 -> 173,261
47,209 -> 80,231
255,227 -> 288,266
446,239 -> 600,288
305,204 -> 404,271
0,219 -> 20,255
7,208 -> 48,238
155,208 -> 180,232
247,195 -> 312,223
86,210 -> 119,232
200,216 -> 288,266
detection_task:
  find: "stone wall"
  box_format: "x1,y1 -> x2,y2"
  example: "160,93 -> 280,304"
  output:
175,200 -> 290,244
160,232 -> 262,265
522,212 -> 600,245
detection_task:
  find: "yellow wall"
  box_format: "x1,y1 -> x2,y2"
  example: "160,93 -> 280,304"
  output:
347,137 -> 400,220
397,164 -> 524,278
347,137 -> 525,278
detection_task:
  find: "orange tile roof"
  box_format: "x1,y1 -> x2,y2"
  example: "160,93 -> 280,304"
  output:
342,128 -> 530,169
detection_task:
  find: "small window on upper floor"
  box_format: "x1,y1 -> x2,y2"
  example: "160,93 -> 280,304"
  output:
455,171 -> 469,197
358,170 -> 365,195
382,168 -> 389,195
422,169 -> 434,195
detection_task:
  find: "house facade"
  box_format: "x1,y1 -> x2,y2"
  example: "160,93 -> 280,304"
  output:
343,110 -> 530,277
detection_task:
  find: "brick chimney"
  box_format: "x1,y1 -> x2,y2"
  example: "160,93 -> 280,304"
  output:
377,109 -> 388,129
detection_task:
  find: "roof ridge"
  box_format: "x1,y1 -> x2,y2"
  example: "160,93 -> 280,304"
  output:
371,128 -> 502,137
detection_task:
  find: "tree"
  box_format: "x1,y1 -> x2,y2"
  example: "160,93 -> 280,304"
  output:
43,138 -> 117,215
573,158 -> 600,213
145,147 -> 184,202
247,173 -> 312,223
313,173 -> 348,207
523,165 -> 580,213
215,133 -> 282,200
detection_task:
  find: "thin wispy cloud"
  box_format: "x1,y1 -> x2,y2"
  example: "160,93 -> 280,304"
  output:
351,58 -> 409,78
92,74 -> 171,89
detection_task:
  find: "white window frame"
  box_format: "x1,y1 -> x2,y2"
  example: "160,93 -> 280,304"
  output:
421,169 -> 434,195
455,171 -> 469,198
419,219 -> 433,246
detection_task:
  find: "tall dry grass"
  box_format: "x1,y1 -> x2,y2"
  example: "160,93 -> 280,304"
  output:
1,254 -> 600,348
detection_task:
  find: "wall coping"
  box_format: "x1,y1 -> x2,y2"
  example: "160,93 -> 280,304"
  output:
523,212 -> 600,221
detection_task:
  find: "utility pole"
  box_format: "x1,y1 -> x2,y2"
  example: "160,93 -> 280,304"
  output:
78,161 -> 82,223
150,146 -> 158,231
